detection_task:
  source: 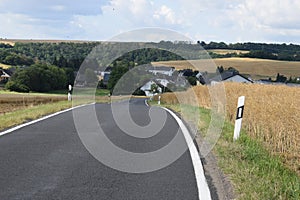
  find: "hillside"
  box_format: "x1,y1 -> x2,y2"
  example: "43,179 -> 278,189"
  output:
152,57 -> 300,80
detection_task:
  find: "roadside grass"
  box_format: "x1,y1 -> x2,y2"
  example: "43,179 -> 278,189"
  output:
0,89 -> 111,131
0,101 -> 72,131
150,102 -> 300,199
46,88 -> 110,96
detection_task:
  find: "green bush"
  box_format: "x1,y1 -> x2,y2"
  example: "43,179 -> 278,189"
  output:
6,63 -> 67,92
5,81 -> 29,93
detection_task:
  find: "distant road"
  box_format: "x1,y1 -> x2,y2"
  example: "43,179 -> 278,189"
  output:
0,99 -> 211,200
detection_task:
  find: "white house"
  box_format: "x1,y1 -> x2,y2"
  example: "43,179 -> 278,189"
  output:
147,66 -> 175,77
140,80 -> 163,97
0,69 -> 10,82
155,78 -> 170,87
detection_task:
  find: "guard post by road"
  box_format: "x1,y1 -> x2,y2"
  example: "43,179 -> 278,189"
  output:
233,96 -> 245,141
68,85 -> 72,101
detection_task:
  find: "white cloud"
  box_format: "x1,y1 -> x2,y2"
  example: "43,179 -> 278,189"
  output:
223,0 -> 300,42
50,5 -> 65,12
154,5 -> 181,25
0,0 -> 300,43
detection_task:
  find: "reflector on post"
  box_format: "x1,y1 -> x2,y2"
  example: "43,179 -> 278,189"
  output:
233,96 -> 245,141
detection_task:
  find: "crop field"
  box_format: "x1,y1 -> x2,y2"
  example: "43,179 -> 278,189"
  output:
207,49 -> 250,55
0,63 -> 11,69
159,83 -> 300,175
152,57 -> 300,79
0,93 -> 66,114
0,39 -> 95,46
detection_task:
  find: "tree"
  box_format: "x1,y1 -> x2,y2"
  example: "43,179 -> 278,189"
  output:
216,66 -> 224,73
84,68 -> 98,86
275,73 -> 287,83
187,76 -> 197,86
6,63 -> 67,92
107,65 -> 129,92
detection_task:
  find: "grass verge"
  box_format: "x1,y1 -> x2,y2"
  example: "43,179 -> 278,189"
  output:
0,101 -> 73,131
151,102 -> 300,199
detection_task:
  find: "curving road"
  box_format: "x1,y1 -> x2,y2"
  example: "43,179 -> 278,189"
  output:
0,99 -> 211,200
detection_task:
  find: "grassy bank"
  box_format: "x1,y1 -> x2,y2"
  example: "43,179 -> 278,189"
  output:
0,101 -> 73,131
0,89 -> 111,131
153,102 -> 300,199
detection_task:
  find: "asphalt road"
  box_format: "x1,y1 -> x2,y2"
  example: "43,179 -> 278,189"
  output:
0,99 -> 210,200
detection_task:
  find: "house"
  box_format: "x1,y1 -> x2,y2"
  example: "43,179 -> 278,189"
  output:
140,80 -> 163,97
147,66 -> 175,77
102,73 -> 111,86
210,71 -> 253,84
0,69 -> 11,82
155,78 -> 170,87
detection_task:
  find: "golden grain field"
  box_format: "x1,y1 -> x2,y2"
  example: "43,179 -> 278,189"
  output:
159,83 -> 300,174
0,63 -> 11,69
0,94 -> 66,114
152,58 -> 300,79
207,49 -> 249,55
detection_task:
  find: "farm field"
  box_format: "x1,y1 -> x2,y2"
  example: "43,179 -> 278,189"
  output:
0,39 -> 96,46
0,93 -> 66,115
207,49 -> 249,55
158,83 -> 300,176
0,63 -> 11,69
152,57 -> 300,79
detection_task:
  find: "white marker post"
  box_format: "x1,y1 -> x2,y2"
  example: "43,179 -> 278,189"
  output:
68,84 -> 72,101
233,96 -> 245,141
158,95 -> 161,105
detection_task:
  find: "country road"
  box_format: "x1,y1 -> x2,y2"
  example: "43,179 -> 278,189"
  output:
0,98 -> 212,200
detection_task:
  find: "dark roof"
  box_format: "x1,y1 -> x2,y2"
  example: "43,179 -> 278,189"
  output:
104,66 -> 112,72
211,72 -> 253,83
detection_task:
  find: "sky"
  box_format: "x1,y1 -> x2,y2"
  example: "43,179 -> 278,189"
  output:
1,0 -> 300,44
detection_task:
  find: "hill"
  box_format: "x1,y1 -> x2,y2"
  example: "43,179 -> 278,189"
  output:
0,39 -> 97,46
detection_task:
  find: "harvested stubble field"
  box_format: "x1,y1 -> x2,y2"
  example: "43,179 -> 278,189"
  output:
207,49 -> 250,55
0,94 -> 66,114
159,83 -> 300,175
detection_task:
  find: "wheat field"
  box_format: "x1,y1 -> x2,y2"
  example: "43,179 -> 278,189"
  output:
207,49 -> 250,55
0,94 -> 66,114
152,57 -> 300,79
159,83 -> 300,174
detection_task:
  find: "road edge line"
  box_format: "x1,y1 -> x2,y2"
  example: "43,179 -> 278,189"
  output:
162,107 -> 212,200
144,99 -> 149,107
0,103 -> 95,137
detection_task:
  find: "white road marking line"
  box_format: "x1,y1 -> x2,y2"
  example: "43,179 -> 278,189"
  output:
144,99 -> 149,107
0,103 -> 95,137
162,107 -> 212,200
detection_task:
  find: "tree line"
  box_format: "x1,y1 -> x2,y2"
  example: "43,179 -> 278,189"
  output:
2,40 -> 300,92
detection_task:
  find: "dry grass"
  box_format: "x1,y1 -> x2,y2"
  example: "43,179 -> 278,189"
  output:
160,83 -> 300,175
0,63 -> 11,69
152,57 -> 300,79
207,49 -> 249,55
0,93 -> 66,114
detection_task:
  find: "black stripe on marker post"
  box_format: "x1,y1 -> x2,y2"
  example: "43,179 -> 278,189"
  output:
236,106 -> 244,120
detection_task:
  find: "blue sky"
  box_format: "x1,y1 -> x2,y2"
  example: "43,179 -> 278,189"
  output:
1,0 -> 300,43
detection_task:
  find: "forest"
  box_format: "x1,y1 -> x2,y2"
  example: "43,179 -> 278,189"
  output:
1,40 -> 300,92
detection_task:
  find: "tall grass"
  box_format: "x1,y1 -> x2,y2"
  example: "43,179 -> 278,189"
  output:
159,83 -> 300,175
0,94 -> 66,114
